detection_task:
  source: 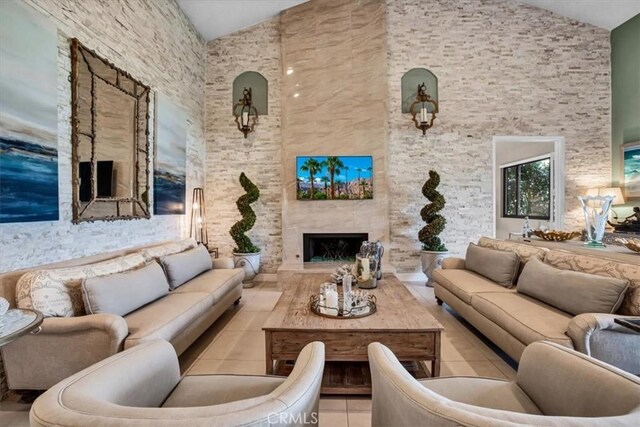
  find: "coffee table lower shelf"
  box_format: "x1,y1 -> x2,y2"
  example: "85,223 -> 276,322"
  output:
274,360 -> 430,395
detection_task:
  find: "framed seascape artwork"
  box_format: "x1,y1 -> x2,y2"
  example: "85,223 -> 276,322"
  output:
296,156 -> 373,200
0,2 -> 58,223
621,141 -> 640,201
154,95 -> 187,215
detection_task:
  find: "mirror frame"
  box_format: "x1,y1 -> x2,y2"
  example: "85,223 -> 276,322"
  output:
70,38 -> 151,223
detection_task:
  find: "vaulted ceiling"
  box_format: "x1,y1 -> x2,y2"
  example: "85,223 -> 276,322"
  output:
177,0 -> 640,41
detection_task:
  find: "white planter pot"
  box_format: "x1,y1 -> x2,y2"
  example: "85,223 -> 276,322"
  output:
421,250 -> 448,287
233,252 -> 261,288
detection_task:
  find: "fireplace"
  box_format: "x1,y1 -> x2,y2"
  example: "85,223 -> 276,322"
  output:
303,233 -> 368,263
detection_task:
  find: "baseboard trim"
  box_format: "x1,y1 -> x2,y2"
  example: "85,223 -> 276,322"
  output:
395,272 -> 427,282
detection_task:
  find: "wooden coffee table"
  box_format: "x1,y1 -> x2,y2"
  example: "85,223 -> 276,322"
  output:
263,273 -> 443,395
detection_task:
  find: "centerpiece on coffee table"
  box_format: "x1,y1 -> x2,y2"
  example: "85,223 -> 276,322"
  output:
309,291 -> 376,319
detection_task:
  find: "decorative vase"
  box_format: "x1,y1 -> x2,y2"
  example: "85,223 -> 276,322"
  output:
233,251 -> 261,288
421,250 -> 448,287
355,254 -> 378,289
578,195 -> 614,247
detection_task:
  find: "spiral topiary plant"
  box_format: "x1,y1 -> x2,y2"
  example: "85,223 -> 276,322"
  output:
229,172 -> 260,253
419,170 -> 447,252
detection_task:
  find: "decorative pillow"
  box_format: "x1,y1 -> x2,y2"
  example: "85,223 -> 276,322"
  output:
83,261 -> 169,316
15,253 -> 146,317
544,250 -> 640,316
159,244 -> 212,289
465,243 -> 520,288
518,258 -> 629,315
141,238 -> 197,262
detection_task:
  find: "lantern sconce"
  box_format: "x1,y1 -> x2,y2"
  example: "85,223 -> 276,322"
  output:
409,83 -> 438,135
233,87 -> 258,138
232,71 -> 268,139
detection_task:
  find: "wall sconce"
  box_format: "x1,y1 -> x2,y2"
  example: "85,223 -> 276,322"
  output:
409,83 -> 438,135
233,87 -> 258,138
190,187 -> 208,247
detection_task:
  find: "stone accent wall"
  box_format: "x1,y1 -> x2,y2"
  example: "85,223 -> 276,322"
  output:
386,0 -> 611,272
0,0 -> 205,273
204,19 -> 282,273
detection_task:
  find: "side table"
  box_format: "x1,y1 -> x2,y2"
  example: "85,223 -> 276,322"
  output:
208,247 -> 219,259
0,308 -> 43,347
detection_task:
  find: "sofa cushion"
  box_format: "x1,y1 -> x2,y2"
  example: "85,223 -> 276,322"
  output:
544,250 -> 640,316
82,262 -> 169,316
171,268 -> 244,304
124,292 -> 213,348
140,238 -> 197,263
419,377 -> 542,415
465,244 -> 520,288
15,253 -> 146,317
517,259 -> 629,315
433,269 -> 514,305
163,375 -> 284,407
159,245 -> 212,290
471,292 -> 573,347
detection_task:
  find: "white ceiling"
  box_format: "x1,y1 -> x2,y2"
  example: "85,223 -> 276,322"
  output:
177,0 -> 308,41
178,0 -> 640,41
516,0 -> 640,30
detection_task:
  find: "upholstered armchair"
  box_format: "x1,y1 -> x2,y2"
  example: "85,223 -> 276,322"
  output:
368,341 -> 640,427
30,340 -> 324,427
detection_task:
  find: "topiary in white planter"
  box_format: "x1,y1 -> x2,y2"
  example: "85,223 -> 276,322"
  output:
419,170 -> 448,287
230,173 -> 261,287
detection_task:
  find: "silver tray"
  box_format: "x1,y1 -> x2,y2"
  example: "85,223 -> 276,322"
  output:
309,294 -> 377,319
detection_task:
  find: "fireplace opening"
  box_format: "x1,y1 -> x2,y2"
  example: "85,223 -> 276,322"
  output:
303,233 -> 368,263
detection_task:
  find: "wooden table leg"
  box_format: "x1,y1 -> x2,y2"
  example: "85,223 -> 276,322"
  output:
265,331 -> 274,374
432,332 -> 441,377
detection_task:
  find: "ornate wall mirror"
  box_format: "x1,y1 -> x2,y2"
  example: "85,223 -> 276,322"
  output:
70,38 -> 151,223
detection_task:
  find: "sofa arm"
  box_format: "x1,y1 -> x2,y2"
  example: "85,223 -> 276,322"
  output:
567,313 -> 640,374
567,313 -> 637,354
2,314 -> 128,390
212,257 -> 235,269
442,257 -> 465,269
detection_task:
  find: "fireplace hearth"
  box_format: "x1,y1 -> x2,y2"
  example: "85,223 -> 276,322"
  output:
303,233 -> 368,263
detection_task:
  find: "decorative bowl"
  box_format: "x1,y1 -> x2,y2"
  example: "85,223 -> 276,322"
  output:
532,230 -> 581,242
616,238 -> 640,254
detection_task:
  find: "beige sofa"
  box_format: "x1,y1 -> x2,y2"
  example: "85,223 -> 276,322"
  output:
434,237 -> 640,374
369,340 -> 640,426
30,340 -> 324,427
0,241 -> 245,391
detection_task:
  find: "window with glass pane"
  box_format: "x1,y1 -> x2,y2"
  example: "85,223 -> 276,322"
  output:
502,158 -> 550,219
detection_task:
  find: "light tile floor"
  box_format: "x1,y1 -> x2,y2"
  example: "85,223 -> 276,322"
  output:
0,280 -> 517,427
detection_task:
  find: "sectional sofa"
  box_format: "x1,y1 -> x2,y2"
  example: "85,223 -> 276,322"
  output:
434,237 -> 640,374
0,239 -> 245,390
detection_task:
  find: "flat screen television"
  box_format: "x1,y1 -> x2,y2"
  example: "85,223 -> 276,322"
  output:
296,156 -> 373,200
79,160 -> 114,202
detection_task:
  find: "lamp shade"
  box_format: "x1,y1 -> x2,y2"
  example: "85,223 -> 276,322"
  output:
586,187 -> 625,205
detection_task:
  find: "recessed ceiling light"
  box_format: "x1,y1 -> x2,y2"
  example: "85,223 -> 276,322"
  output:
293,93 -> 299,98
287,67 -> 294,75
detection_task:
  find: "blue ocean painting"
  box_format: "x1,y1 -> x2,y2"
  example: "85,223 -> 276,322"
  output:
0,3 -> 59,223
623,146 -> 640,198
154,96 -> 187,215
296,156 -> 373,200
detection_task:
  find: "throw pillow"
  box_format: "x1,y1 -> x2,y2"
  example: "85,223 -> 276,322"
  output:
83,261 -> 169,316
465,243 -> 520,288
517,258 -> 629,315
141,238 -> 197,263
544,250 -> 640,316
159,244 -> 213,289
15,253 -> 146,317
